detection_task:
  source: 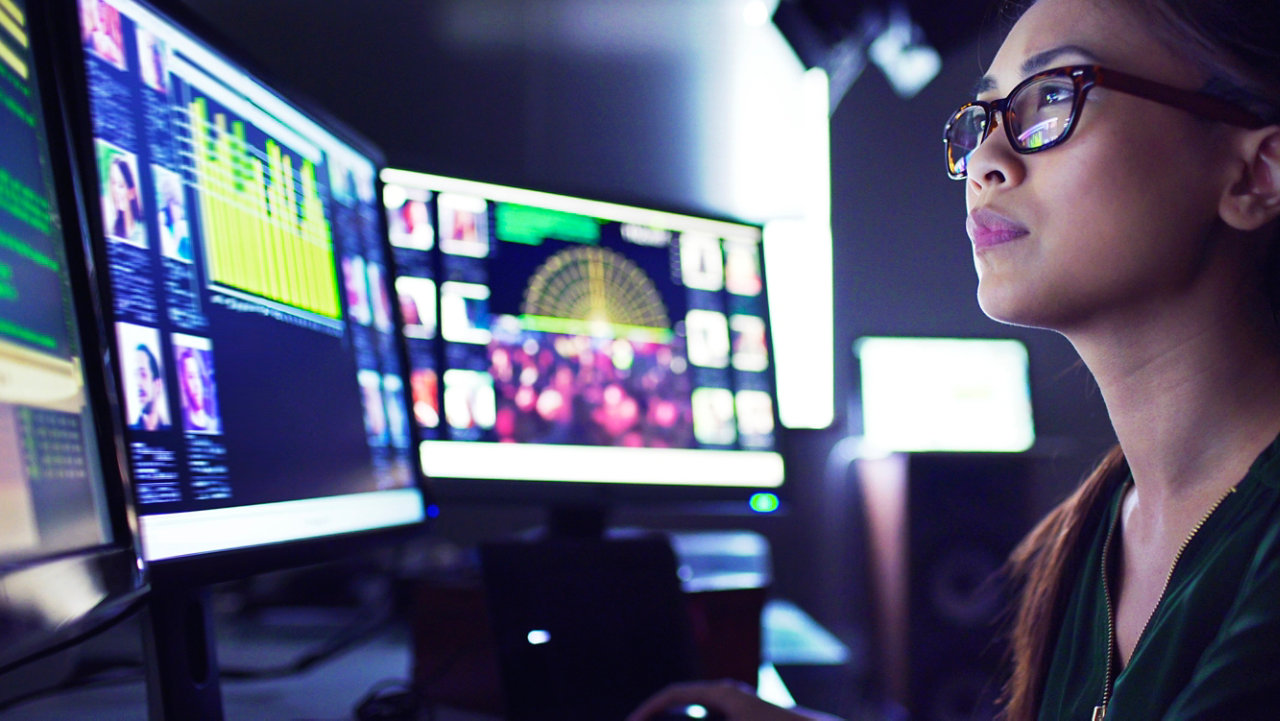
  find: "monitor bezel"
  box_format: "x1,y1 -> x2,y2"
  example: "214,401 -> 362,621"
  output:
42,0 -> 433,586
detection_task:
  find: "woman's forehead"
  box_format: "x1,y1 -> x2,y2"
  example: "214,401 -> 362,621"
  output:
984,0 -> 1190,90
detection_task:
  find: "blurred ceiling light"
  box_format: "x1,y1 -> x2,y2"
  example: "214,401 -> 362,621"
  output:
866,4 -> 941,98
772,0 -> 940,108
743,0 -> 772,27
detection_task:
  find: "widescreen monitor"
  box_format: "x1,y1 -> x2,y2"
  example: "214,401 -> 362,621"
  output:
853,336 -> 1036,453
381,169 -> 785,506
57,0 -> 426,573
0,0 -> 143,673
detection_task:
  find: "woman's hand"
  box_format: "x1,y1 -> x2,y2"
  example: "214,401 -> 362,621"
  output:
626,680 -> 844,721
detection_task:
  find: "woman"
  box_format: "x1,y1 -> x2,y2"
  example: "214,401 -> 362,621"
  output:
178,348 -> 216,433
631,0 -> 1280,718
157,172 -> 191,261
107,156 -> 144,245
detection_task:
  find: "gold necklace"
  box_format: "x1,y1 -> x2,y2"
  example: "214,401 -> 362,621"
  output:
1093,480 -> 1237,721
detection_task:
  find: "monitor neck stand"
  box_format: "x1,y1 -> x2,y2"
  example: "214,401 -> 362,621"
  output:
546,503 -> 610,539
142,582 -> 225,721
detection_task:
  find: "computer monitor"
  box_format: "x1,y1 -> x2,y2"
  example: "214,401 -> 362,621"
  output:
54,0 -> 427,577
44,0 -> 432,716
381,169 -> 785,524
853,336 -> 1036,453
0,0 -> 144,675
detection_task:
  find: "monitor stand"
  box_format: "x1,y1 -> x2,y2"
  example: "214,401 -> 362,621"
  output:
478,529 -> 698,720
141,583 -> 225,721
545,502 -> 610,539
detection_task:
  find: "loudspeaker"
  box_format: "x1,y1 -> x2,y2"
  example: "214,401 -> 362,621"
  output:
858,453 -> 1036,721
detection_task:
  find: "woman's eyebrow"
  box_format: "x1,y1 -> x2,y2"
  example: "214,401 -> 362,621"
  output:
971,44 -> 1103,96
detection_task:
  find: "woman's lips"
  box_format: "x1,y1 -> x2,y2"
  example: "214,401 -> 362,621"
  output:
967,209 -> 1029,250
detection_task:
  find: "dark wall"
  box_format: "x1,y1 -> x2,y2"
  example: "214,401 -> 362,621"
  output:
172,0 -> 1116,668
177,0 -> 705,208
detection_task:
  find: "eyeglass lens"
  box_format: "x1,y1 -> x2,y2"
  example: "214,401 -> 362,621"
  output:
947,74 -> 1079,177
1011,76 -> 1075,148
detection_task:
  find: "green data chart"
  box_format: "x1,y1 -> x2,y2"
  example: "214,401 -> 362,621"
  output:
187,96 -> 340,318
0,0 -> 28,88
0,0 -> 67,356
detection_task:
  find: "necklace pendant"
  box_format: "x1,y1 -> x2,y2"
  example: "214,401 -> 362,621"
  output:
1092,705 -> 1106,721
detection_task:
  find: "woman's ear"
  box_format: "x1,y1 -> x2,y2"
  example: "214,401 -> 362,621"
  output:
1221,128 -> 1280,231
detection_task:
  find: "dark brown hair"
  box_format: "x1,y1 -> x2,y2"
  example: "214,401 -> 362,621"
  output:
1000,445 -> 1126,721
994,2 -> 1280,720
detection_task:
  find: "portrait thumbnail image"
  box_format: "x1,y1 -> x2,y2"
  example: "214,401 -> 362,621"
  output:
735,389 -> 776,439
724,240 -> 763,297
382,373 -> 411,450
691,387 -> 736,446
440,281 -> 491,345
438,193 -> 489,258
153,165 -> 191,263
679,232 -> 725,292
443,369 -> 496,433
171,333 -> 221,435
97,141 -> 147,248
685,309 -> 730,369
342,255 -> 372,326
117,322 -> 170,432
396,276 -> 437,340
331,160 -> 377,208
81,0 -> 125,70
730,314 -> 769,372
358,369 -> 389,445
410,367 -> 440,429
384,184 -> 435,251
135,27 -> 169,94
367,262 -> 394,333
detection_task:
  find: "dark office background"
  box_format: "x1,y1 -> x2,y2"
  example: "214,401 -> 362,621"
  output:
167,0 -> 1117,710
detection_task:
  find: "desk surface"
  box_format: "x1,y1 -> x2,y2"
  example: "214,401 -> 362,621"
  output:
0,613 -> 499,721
0,599 -> 849,720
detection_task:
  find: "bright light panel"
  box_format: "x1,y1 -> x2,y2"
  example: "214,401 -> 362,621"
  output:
855,337 -> 1035,453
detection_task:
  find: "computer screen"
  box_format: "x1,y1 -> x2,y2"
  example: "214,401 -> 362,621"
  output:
853,336 -> 1036,453
64,0 -> 426,566
0,0 -> 143,672
381,169 -> 785,496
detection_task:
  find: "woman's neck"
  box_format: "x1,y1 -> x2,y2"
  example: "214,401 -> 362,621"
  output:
1069,294 -> 1280,515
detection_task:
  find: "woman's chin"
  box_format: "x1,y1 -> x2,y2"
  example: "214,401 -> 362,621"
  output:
976,287 -> 1053,330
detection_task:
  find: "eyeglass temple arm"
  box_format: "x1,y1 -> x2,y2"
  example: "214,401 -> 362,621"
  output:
1094,66 -> 1269,129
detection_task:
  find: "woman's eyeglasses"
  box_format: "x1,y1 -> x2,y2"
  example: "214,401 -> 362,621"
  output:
943,64 -> 1268,180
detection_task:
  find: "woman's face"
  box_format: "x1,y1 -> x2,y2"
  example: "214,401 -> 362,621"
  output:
109,162 -> 133,215
964,0 -> 1241,333
135,350 -> 156,406
165,185 -> 184,218
182,355 -> 204,409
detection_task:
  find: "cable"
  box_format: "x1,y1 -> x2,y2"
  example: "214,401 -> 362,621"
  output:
1,598 -> 398,714
355,678 -> 428,721
0,665 -> 145,713
218,600 -> 395,681
0,587 -> 149,691
0,647 -> 148,713
350,636 -> 488,721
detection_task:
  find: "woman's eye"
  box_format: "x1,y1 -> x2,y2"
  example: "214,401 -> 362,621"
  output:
1036,85 -> 1072,108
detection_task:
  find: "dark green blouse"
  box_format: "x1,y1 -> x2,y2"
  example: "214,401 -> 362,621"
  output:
1039,438 -> 1280,720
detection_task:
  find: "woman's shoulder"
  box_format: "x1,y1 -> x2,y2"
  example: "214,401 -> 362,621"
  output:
1246,432 -> 1280,493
